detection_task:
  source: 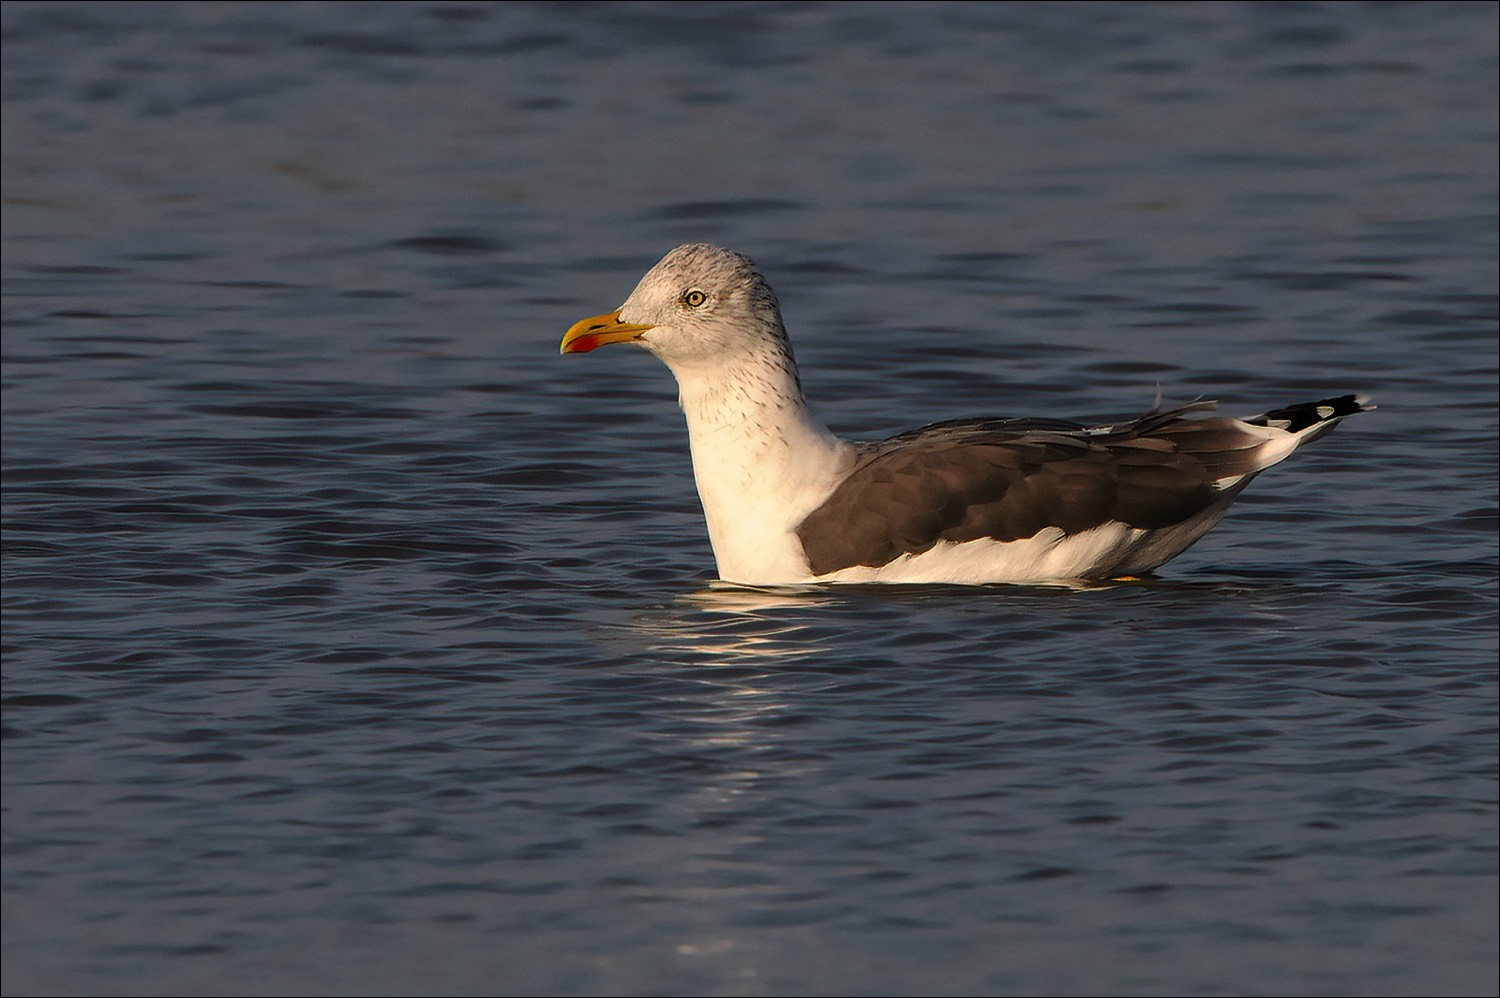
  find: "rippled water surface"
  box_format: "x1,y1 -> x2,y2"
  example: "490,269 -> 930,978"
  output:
3,3 -> 1497,996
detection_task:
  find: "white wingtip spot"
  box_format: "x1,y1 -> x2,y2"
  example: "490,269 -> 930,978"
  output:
1316,405 -> 1335,419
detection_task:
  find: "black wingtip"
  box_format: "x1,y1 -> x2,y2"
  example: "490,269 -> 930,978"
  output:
1244,394 -> 1375,432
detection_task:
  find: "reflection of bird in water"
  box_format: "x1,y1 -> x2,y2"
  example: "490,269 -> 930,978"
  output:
563,244 -> 1372,586
681,582 -> 839,616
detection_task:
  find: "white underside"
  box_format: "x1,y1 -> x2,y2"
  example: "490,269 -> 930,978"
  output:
811,503 -> 1234,585
704,495 -> 1236,586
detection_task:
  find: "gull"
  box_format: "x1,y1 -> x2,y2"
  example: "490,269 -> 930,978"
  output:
560,243 -> 1371,586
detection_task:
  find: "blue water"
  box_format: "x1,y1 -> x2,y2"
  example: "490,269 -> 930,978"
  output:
3,3 -> 1496,995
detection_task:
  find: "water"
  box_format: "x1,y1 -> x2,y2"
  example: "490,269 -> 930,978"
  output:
3,2 -> 1496,995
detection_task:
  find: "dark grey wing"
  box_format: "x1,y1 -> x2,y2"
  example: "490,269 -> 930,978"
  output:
796,402 -> 1277,575
879,415 -> 1090,444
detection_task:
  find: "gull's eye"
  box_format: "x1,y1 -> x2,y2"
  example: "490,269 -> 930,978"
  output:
682,289 -> 708,308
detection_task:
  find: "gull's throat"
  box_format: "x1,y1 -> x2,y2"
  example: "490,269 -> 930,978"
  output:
672,353 -> 855,583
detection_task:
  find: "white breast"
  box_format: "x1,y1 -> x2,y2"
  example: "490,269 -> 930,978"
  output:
676,370 -> 855,585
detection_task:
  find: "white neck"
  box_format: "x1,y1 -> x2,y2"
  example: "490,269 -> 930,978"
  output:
671,354 -> 854,584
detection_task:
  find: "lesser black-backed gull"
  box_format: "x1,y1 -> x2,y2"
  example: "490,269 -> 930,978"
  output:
560,244 -> 1372,586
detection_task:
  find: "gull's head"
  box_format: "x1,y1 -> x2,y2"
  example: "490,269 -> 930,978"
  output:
560,244 -> 791,374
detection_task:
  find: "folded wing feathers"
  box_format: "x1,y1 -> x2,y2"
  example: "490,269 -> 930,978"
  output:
796,397 -> 1363,575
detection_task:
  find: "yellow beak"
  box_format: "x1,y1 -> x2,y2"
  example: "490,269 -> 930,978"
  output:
560,311 -> 655,355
